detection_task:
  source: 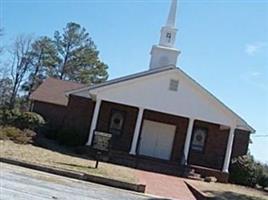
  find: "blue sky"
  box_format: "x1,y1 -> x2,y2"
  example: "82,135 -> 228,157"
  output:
1,0 -> 267,163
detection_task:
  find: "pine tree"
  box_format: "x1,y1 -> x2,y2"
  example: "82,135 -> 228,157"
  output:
22,36 -> 58,99
51,22 -> 108,84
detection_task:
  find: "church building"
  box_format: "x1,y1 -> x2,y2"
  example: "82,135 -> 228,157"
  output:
30,0 -> 254,182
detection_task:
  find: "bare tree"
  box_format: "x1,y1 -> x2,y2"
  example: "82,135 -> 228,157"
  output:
9,35 -> 33,109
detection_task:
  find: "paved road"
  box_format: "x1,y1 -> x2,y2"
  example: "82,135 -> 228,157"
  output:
0,163 -> 166,200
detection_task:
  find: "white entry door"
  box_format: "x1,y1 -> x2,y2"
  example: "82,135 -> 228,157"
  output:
139,120 -> 176,160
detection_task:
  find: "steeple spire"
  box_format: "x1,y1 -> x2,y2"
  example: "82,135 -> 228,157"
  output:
159,0 -> 178,48
149,0 -> 180,70
166,0 -> 177,27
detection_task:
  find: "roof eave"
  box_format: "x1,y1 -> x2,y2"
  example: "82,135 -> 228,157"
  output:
66,65 -> 175,96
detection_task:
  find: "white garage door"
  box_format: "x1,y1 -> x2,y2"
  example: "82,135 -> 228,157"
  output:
139,120 -> 176,160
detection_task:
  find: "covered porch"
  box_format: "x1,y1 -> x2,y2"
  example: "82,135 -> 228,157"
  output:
85,99 -> 246,182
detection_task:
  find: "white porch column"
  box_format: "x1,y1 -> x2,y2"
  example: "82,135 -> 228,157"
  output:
182,118 -> 194,165
222,127 -> 235,172
129,108 -> 144,155
86,99 -> 101,146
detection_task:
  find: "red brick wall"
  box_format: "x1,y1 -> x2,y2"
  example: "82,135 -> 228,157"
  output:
231,129 -> 250,159
32,100 -> 67,130
142,110 -> 189,163
96,101 -> 138,152
63,95 -> 95,144
188,120 -> 229,170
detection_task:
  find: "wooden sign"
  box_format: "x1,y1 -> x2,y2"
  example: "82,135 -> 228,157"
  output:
92,131 -> 112,151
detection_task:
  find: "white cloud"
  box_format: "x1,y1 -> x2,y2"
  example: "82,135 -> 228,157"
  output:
245,42 -> 267,56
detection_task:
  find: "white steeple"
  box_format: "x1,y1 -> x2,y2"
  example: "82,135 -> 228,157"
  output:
149,0 -> 180,70
166,0 -> 177,27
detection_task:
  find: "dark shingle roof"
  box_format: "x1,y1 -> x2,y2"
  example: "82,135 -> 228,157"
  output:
30,77 -> 85,106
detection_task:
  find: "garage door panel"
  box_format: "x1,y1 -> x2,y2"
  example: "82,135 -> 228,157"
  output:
139,121 -> 156,157
154,123 -> 176,160
139,120 -> 176,160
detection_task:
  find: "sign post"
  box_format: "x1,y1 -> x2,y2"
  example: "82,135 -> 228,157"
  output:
92,131 -> 112,168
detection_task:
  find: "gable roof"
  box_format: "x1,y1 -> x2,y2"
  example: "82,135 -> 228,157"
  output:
176,67 -> 255,133
68,65 -> 254,133
30,77 -> 85,106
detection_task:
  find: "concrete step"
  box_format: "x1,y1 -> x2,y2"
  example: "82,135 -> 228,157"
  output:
188,172 -> 201,178
183,167 -> 203,181
186,175 -> 204,181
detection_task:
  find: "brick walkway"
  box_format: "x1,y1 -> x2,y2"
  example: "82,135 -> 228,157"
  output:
136,170 -> 196,200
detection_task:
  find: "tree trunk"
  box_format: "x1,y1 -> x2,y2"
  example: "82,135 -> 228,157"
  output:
59,45 -> 70,80
9,80 -> 18,109
27,53 -> 42,100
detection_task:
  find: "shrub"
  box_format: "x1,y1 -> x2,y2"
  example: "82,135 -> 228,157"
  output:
57,128 -> 83,146
0,109 -> 45,130
0,126 -> 36,144
15,112 -> 45,130
229,155 -> 257,187
0,109 -> 20,126
230,154 -> 264,187
258,173 -> 268,188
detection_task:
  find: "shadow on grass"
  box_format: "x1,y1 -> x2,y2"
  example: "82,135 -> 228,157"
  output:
204,190 -> 267,200
33,133 -> 96,162
33,132 -> 183,178
55,162 -> 95,169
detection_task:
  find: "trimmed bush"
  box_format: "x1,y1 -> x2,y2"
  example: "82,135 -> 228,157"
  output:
57,128 -> 84,146
0,109 -> 45,130
15,112 -> 45,130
